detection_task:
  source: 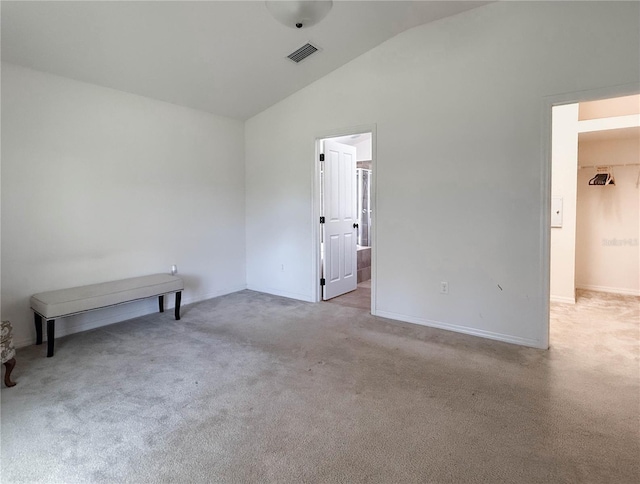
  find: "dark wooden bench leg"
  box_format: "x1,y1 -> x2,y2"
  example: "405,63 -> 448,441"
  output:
34,313 -> 43,345
47,320 -> 55,357
174,291 -> 182,320
159,295 -> 164,313
3,357 -> 16,387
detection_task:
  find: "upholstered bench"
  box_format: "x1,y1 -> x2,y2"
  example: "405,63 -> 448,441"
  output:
30,274 -> 184,357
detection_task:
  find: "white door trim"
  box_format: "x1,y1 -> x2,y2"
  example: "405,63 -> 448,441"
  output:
312,124 -> 377,314
540,83 -> 639,349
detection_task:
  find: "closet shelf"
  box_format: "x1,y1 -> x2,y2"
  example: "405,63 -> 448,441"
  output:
579,163 -> 640,169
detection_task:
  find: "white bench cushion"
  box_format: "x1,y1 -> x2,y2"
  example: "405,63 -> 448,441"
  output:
30,274 -> 184,319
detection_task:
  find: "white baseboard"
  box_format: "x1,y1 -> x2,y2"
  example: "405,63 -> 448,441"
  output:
246,285 -> 314,302
550,295 -> 576,304
374,309 -> 545,349
13,305 -> 152,349
13,285 -> 247,348
180,285 -> 247,306
576,284 -> 640,297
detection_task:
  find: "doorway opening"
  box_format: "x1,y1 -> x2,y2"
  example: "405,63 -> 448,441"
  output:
315,130 -> 374,312
549,93 -> 639,349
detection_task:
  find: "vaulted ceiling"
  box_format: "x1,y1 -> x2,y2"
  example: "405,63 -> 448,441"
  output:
1,1 -> 487,120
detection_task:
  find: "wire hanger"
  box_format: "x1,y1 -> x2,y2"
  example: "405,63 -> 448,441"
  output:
588,166 -> 615,186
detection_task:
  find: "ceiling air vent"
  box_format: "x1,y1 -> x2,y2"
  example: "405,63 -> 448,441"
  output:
287,43 -> 319,63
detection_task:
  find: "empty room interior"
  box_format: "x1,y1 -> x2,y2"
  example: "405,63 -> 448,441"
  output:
1,1 -> 639,482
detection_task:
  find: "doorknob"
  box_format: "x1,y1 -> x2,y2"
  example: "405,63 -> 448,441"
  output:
353,223 -> 359,229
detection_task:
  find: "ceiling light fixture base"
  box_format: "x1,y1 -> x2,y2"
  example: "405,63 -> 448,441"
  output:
265,1 -> 333,29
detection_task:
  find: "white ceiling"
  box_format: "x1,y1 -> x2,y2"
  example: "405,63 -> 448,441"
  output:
1,1 -> 487,120
327,132 -> 371,146
578,95 -> 640,142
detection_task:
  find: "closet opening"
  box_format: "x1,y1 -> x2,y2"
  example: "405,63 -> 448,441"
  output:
549,94 -> 639,350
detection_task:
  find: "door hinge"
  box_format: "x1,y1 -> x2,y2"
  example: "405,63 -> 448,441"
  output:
320,216 -> 325,224
320,278 -> 326,286
319,154 -> 325,162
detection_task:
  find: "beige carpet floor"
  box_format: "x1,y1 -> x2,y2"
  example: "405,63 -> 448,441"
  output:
1,289 -> 638,483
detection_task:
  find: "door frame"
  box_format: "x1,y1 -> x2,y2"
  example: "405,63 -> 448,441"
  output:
541,82 -> 639,348
312,124 -> 377,313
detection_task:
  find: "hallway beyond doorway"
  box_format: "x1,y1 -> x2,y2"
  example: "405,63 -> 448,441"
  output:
323,280 -> 371,311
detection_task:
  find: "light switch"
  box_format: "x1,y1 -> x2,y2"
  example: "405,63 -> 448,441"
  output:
551,197 -> 563,228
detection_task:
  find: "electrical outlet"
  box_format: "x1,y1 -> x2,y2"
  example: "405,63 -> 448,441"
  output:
440,281 -> 449,294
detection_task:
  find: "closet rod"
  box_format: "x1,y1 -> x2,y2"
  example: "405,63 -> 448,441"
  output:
579,163 -> 640,169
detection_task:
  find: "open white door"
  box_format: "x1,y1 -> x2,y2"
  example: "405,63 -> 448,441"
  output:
322,139 -> 358,300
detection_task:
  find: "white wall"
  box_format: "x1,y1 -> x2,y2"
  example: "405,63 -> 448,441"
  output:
550,104 -> 579,304
321,134 -> 372,161
245,2 -> 640,348
576,137 -> 640,295
354,137 -> 372,162
2,63 -> 246,347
